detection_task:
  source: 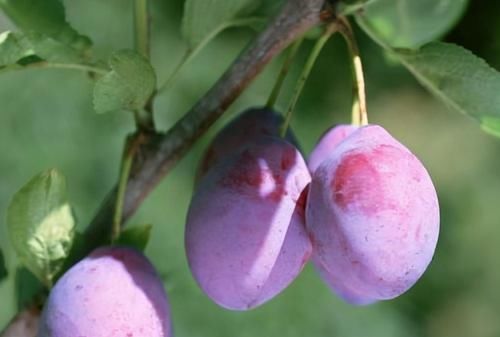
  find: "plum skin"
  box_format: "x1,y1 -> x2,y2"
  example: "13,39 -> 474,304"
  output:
308,124 -> 358,173
186,136 -> 312,310
37,246 -> 171,337
306,125 -> 440,305
196,107 -> 297,182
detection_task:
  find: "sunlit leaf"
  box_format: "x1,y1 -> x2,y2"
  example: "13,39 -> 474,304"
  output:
7,169 -> 76,287
395,42 -> 500,137
0,0 -> 91,52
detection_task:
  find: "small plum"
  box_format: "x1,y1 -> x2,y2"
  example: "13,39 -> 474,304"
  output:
196,107 -> 297,181
186,136 -> 312,310
38,246 -> 171,337
306,125 -> 439,305
308,124 -> 358,173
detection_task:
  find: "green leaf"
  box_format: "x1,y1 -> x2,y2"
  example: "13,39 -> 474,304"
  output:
26,32 -> 83,63
357,0 -> 469,49
182,0 -> 261,48
6,169 -> 76,287
0,0 -> 91,52
396,42 -> 500,137
0,248 -> 7,281
0,31 -> 33,66
116,224 -> 153,252
93,50 -> 156,114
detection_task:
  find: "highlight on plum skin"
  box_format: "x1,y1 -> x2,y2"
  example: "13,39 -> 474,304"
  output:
186,136 -> 312,310
37,246 -> 171,337
308,124 -> 358,173
306,124 -> 440,305
196,107 -> 297,182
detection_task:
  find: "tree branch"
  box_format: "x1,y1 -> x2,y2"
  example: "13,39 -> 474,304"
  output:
1,0 -> 329,335
84,0 -> 329,248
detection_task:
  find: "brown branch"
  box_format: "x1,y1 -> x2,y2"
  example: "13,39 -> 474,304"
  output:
1,0 -> 329,334
84,0 -> 329,248
0,305 -> 40,337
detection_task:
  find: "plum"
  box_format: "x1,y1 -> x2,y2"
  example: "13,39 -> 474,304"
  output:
308,124 -> 358,173
186,136 -> 312,310
196,107 -> 297,182
37,246 -> 171,337
306,125 -> 439,305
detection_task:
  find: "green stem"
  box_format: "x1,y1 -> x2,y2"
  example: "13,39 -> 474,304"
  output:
157,17 -> 265,95
266,38 -> 304,109
134,0 -> 150,59
280,23 -> 339,137
112,136 -> 140,243
338,17 -> 368,126
133,0 -> 155,131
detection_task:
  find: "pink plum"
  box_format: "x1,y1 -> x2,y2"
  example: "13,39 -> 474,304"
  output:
186,136 -> 312,310
308,124 -> 358,173
38,246 -> 171,337
306,125 -> 439,305
196,107 -> 297,181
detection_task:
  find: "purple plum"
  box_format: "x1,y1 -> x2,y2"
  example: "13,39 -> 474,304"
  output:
196,107 -> 297,182
306,125 -> 439,305
186,136 -> 312,310
38,246 -> 171,337
308,124 -> 358,173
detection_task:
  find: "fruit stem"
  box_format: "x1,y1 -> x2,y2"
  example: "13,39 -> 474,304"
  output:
280,23 -> 339,137
266,38 -> 304,109
337,16 -> 368,126
112,134 -> 142,243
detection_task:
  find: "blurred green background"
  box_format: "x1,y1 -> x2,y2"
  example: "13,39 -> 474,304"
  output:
1,1 -> 500,336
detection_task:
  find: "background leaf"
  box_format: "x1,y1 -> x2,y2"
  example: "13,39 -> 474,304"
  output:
0,31 -> 32,66
395,42 -> 500,136
357,0 -> 469,48
15,267 -> 43,309
6,169 -> 76,287
0,0 -> 91,52
116,224 -> 153,252
182,0 -> 261,48
93,50 -> 156,114
0,248 -> 7,281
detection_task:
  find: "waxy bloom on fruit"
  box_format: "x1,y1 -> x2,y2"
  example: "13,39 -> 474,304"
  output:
306,125 -> 439,305
186,136 -> 312,310
38,246 -> 171,337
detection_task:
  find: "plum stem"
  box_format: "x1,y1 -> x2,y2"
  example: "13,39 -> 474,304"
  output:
337,16 -> 368,126
112,134 -> 142,242
266,38 -> 304,109
280,22 -> 339,137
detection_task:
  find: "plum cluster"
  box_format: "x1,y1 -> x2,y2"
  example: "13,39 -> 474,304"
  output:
186,108 -> 440,309
37,108 -> 440,336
